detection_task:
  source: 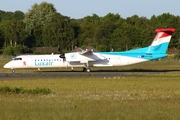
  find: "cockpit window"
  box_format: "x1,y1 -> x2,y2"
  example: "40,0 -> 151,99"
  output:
13,58 -> 22,60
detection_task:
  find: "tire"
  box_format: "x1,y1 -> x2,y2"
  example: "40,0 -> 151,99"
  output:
86,68 -> 91,72
83,67 -> 86,72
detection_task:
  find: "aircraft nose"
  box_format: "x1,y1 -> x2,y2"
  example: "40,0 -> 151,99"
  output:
3,62 -> 11,68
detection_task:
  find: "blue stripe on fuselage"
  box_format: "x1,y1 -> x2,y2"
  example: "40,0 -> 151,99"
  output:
99,52 -> 167,60
98,42 -> 169,60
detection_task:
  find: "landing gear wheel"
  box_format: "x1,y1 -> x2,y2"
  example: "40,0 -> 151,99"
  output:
83,67 -> 86,72
86,68 -> 91,72
83,67 -> 91,72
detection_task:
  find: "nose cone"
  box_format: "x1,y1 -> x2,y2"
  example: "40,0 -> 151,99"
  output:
3,62 -> 11,68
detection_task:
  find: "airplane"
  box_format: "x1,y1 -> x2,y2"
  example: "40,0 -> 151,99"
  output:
3,28 -> 175,73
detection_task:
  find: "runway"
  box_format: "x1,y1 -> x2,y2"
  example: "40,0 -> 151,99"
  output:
0,71 -> 176,80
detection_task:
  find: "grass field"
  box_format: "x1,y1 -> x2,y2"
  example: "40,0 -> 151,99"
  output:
1,58 -> 180,119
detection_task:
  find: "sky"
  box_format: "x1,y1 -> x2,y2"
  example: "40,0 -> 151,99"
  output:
0,0 -> 179,19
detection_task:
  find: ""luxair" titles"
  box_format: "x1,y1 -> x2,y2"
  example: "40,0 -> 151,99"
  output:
35,61 -> 53,66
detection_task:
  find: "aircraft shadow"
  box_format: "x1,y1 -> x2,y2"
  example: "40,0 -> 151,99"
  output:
35,69 -> 180,73
93,69 -> 180,72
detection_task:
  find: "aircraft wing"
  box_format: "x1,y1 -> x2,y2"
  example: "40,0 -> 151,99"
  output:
66,49 -> 105,62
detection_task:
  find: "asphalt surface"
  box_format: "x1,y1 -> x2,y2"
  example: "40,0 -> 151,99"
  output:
0,71 -> 177,80
0,72 -> 122,80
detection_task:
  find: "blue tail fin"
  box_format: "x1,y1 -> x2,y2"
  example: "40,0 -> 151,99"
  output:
146,28 -> 175,54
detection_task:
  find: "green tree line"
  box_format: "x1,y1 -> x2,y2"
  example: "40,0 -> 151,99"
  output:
0,2 -> 180,55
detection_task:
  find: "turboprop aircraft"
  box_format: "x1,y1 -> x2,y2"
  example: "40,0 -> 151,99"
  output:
3,28 -> 175,73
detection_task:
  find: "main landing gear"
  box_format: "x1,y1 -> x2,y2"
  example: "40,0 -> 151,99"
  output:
82,62 -> 91,72
83,67 -> 91,72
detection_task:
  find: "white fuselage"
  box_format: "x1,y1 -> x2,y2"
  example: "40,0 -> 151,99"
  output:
3,53 -> 147,69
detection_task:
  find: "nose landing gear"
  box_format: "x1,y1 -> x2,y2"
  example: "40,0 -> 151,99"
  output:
11,69 -> 15,73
